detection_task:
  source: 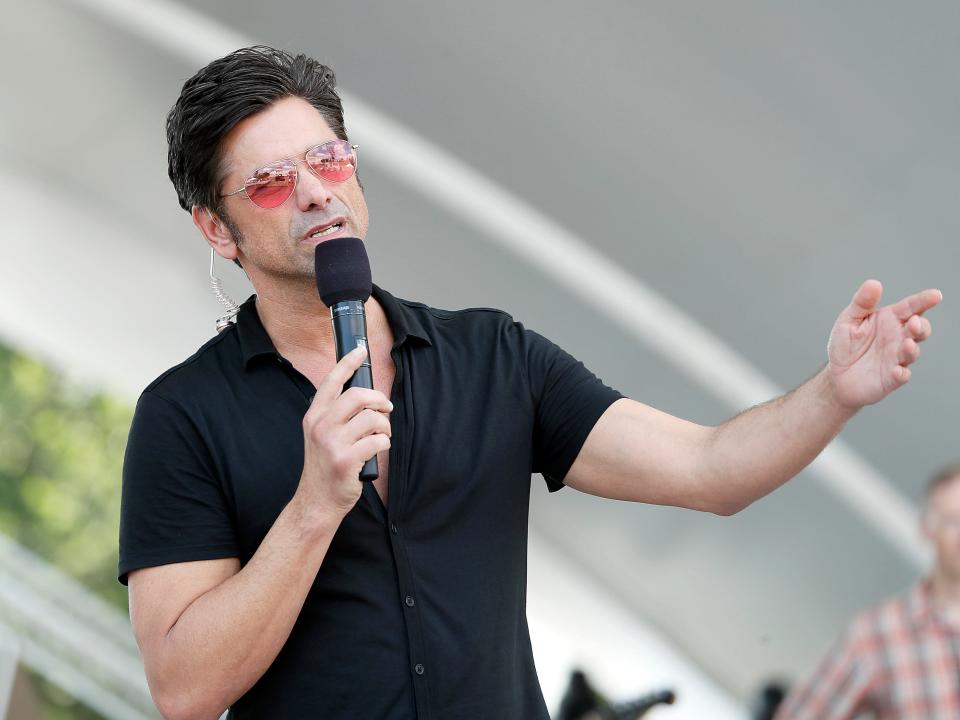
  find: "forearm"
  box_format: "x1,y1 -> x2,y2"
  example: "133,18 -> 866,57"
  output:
144,495 -> 341,720
703,366 -> 856,514
569,282 -> 938,512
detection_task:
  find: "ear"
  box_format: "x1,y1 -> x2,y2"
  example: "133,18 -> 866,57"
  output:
192,206 -> 239,261
921,510 -> 936,542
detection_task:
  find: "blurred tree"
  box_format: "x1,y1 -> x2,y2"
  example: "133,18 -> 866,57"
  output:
0,339 -> 133,719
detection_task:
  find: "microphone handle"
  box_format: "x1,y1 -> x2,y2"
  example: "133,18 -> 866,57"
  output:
330,300 -> 379,482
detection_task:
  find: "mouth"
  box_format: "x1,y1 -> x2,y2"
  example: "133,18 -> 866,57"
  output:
303,218 -> 347,242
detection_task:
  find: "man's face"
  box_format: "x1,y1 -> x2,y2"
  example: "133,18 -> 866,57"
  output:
924,475 -> 960,580
215,95 -> 369,284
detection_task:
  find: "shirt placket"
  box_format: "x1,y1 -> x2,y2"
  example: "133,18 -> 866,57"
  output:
386,343 -> 434,719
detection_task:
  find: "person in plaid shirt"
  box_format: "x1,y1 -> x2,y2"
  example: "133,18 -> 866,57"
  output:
777,464 -> 960,720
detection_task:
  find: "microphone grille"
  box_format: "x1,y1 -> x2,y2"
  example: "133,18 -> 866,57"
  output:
314,237 -> 372,306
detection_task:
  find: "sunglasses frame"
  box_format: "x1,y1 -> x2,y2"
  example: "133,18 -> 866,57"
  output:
220,139 -> 359,209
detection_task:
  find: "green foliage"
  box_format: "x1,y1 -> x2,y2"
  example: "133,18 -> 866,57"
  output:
0,340 -> 134,718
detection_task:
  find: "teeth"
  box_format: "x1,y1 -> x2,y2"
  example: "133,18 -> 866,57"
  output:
311,223 -> 342,238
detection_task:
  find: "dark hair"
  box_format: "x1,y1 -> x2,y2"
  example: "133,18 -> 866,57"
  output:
926,463 -> 960,500
166,45 -> 347,213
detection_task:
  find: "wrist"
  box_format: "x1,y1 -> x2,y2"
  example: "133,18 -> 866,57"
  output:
286,489 -> 347,541
817,365 -> 861,419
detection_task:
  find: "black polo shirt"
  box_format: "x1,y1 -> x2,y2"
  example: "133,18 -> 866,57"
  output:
119,285 -> 623,719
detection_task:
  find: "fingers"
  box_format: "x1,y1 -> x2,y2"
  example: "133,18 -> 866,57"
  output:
891,364 -> 912,387
899,338 -> 920,366
305,347 -> 392,424
328,387 -> 393,424
352,433 -> 392,465
312,346 -> 369,407
892,310 -> 933,391
321,410 -> 390,475
906,314 -> 933,342
296,346 -> 392,511
846,279 -> 884,320
891,288 -> 943,322
343,407 -> 392,444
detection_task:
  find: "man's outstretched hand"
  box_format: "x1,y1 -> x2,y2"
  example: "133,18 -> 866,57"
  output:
827,279 -> 942,410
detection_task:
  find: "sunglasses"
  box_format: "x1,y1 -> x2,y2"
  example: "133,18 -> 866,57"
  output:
220,139 -> 359,209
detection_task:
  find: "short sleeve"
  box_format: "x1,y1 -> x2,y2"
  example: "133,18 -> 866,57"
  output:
519,325 -> 624,491
118,390 -> 238,584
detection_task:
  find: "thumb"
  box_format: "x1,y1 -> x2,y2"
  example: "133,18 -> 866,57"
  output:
846,279 -> 883,320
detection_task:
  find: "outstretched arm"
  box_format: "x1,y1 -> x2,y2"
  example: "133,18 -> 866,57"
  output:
565,280 -> 941,514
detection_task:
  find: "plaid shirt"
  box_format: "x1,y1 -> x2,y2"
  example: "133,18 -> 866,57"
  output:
776,581 -> 960,720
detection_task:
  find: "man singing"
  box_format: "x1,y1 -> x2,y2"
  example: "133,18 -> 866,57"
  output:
119,46 -> 941,720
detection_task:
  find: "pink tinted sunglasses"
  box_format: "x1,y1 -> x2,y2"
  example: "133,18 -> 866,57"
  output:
220,139 -> 358,209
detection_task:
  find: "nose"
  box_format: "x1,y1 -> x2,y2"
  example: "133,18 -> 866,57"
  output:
294,163 -> 334,211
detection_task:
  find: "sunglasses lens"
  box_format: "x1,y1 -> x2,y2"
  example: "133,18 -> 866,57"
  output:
245,162 -> 297,209
306,140 -> 357,183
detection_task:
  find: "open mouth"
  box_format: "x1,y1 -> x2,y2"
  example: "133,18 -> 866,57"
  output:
309,221 -> 344,239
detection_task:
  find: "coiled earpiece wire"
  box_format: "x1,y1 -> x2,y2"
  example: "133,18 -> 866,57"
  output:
210,247 -> 241,332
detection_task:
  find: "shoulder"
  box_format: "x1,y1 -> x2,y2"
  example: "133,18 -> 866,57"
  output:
393,294 -> 516,329
843,584 -> 920,649
385,289 -> 528,348
139,326 -> 241,408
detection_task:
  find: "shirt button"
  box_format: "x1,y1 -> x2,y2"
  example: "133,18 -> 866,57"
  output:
404,595 -> 415,607
414,664 -> 425,676
390,523 -> 399,534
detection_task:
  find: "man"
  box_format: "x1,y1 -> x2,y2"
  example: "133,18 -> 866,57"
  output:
118,46 -> 940,720
776,464 -> 960,720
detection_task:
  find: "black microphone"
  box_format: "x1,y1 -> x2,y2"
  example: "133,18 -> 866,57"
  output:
314,237 -> 378,482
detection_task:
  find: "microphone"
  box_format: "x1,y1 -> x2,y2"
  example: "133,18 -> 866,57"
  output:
314,237 -> 378,482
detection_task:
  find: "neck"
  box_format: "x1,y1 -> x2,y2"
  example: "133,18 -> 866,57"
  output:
253,278 -> 388,361
254,277 -> 336,358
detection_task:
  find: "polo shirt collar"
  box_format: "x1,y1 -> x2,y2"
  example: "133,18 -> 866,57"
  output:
235,295 -> 275,368
373,284 -> 433,350
235,284 -> 432,369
